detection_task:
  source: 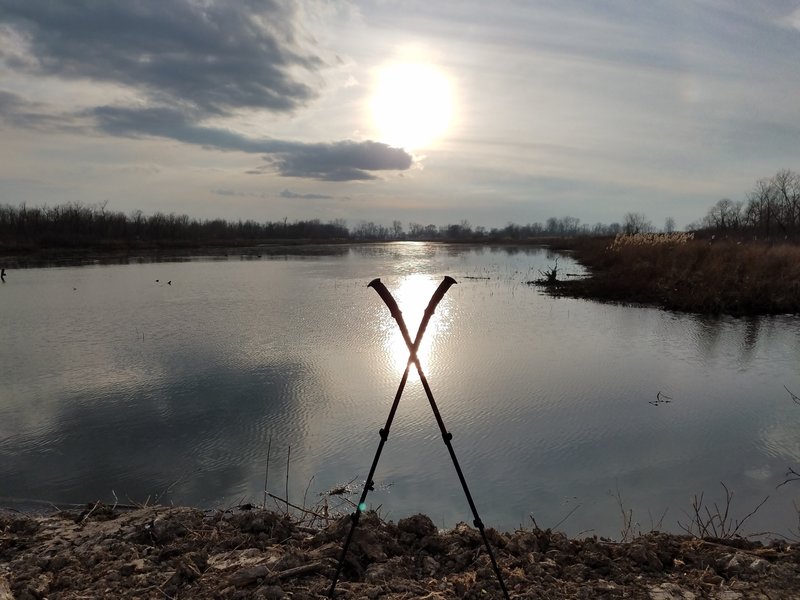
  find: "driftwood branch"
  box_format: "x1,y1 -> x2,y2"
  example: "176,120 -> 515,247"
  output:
230,561 -> 323,587
265,492 -> 329,521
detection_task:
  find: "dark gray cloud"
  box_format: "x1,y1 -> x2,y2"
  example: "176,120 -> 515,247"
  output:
0,0 -> 319,114
91,105 -> 413,181
266,140 -> 413,181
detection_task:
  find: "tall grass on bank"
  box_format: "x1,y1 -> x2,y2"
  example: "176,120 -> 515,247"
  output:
553,236 -> 800,315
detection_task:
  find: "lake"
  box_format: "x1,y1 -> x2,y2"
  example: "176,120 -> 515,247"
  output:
1,243 -> 799,539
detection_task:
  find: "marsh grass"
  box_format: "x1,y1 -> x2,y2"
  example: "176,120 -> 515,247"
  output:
551,237 -> 800,315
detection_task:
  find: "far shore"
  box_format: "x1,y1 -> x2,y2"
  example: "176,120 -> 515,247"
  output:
3,236 -> 800,317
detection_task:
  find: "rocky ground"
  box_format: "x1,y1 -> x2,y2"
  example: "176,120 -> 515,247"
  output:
1,504 -> 799,599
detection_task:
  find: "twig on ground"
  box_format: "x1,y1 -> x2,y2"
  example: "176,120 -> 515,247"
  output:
79,500 -> 102,525
285,446 -> 291,517
265,492 -> 329,522
263,436 -> 272,509
230,561 -> 323,587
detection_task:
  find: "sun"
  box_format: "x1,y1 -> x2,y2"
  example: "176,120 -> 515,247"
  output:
382,274 -> 452,376
370,62 -> 453,151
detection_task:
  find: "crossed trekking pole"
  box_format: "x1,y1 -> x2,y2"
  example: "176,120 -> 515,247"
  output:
329,276 -> 509,599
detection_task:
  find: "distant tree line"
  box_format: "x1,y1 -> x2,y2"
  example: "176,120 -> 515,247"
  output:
352,216 -> 625,241
1,168 -> 797,248
692,169 -> 800,237
0,202 -> 627,246
0,201 -> 349,246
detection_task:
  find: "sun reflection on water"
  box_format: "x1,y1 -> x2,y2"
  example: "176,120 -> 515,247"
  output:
379,274 -> 453,377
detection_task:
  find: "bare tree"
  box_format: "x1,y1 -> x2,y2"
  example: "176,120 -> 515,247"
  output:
704,198 -> 743,231
391,219 -> 404,239
623,212 -> 652,235
773,169 -> 800,232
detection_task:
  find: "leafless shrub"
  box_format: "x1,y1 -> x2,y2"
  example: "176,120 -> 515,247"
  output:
536,258 -> 559,284
610,486 -> 638,542
678,482 -> 769,539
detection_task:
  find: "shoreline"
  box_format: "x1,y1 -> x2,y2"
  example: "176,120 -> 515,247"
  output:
2,503 -> 798,599
4,237 -> 800,317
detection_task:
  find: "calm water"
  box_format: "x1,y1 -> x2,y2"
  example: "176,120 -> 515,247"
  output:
1,243 -> 799,538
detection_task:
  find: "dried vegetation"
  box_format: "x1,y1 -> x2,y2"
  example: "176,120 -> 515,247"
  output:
546,236 -> 800,315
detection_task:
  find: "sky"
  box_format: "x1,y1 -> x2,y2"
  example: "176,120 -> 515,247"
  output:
1,0 -> 799,230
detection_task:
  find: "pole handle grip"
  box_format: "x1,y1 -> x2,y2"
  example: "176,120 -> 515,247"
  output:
368,276 -> 457,351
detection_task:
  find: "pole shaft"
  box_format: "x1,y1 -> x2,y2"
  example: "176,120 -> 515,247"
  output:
330,276 -> 508,599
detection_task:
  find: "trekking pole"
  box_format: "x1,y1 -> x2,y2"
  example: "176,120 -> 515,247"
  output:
369,277 -> 510,600
328,276 -> 457,597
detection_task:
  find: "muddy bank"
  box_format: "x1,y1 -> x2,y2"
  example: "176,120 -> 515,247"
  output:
1,504 -> 798,599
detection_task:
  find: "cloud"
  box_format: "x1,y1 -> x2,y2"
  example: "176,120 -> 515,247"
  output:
0,0 -> 320,114
266,140 -> 413,181
90,105 -> 413,181
279,189 -> 334,199
0,2 -> 414,182
214,188 -> 338,200
785,7 -> 800,31
0,89 -> 64,129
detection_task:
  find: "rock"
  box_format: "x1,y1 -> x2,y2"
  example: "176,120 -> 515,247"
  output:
649,583 -> 696,599
150,515 -> 187,544
711,591 -> 743,600
628,543 -> 664,570
254,584 -> 285,599
747,557 -> 770,574
717,552 -> 770,577
364,563 -> 392,585
230,565 -> 271,587
397,514 -> 436,538
119,559 -> 146,576
421,555 -> 439,576
0,577 -> 14,600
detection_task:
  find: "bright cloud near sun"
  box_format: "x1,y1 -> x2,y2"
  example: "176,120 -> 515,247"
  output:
369,62 -> 454,151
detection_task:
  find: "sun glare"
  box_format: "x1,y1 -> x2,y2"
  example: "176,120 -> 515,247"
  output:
370,62 -> 453,151
384,274 -> 452,376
